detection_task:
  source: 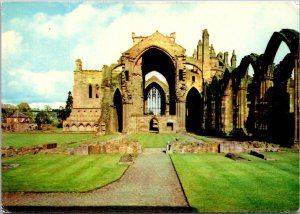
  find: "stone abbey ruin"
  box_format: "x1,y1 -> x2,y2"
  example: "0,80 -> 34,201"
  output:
63,29 -> 299,147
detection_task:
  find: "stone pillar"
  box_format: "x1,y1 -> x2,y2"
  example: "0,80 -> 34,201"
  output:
178,101 -> 186,131
197,39 -> 202,61
202,29 -> 210,66
237,90 -> 242,129
202,94 -> 207,131
132,58 -> 143,115
166,101 -> 170,116
224,52 -> 229,67
221,95 -> 233,135
238,78 -> 248,132
294,54 -> 299,146
211,97 -> 216,131
256,65 -> 273,135
240,88 -> 247,131
75,59 -> 82,71
202,29 -> 211,80
231,50 -> 236,68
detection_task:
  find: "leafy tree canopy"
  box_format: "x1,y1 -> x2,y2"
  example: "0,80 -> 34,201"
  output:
17,102 -> 34,121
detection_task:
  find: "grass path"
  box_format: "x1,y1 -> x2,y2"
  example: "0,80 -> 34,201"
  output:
125,133 -> 193,148
171,151 -> 299,212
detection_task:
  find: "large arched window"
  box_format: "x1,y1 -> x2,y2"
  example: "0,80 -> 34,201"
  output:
147,87 -> 161,115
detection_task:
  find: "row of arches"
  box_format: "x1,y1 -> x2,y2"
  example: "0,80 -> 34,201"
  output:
107,29 -> 298,147
64,123 -> 98,132
205,29 -> 299,146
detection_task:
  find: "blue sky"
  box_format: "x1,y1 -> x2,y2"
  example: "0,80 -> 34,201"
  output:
2,1 -> 299,109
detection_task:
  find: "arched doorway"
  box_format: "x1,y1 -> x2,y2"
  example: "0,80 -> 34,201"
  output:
186,87 -> 203,134
149,117 -> 159,133
113,89 -> 123,132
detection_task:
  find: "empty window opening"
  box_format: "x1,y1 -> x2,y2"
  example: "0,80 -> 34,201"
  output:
150,118 -> 159,133
89,84 -> 92,98
192,76 -> 195,82
125,70 -> 129,81
167,122 -> 173,131
95,85 -> 100,98
179,69 -> 183,81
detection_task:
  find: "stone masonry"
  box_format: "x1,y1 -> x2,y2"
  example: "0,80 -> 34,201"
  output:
63,29 -> 299,147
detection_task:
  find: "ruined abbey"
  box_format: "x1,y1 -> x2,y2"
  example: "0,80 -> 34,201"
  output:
63,29 -> 299,147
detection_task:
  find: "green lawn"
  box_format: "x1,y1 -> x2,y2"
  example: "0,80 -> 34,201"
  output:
189,134 -> 214,143
171,151 -> 299,212
1,133 -> 119,149
125,133 -> 192,148
2,154 -> 127,192
58,133 -> 120,150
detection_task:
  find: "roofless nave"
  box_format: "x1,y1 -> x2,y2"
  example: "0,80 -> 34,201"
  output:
63,29 -> 299,147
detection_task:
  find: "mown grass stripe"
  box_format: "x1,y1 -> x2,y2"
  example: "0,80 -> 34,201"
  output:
2,154 -> 127,192
171,152 -> 299,212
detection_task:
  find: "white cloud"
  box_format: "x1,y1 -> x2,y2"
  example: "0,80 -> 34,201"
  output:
30,102 -> 66,109
6,68 -> 72,101
9,2 -> 299,69
2,1 -> 299,106
2,30 -> 23,57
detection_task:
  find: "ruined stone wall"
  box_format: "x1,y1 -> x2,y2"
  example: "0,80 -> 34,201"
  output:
221,79 -> 233,135
127,115 -> 179,133
73,70 -> 103,109
1,123 -> 37,132
63,65 -> 103,132
169,141 -> 279,154
87,140 -> 142,155
64,109 -> 101,132
65,30 -> 236,134
2,143 -> 57,158
185,69 -> 203,94
65,140 -> 142,155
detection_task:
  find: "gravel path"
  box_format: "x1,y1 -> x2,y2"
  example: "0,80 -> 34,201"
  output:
2,148 -> 188,207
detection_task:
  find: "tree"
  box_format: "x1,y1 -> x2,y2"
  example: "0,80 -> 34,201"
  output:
17,102 -> 31,112
1,103 -> 17,123
17,102 -> 34,121
65,91 -> 73,119
35,106 -> 53,129
44,105 -> 54,123
57,91 -> 73,127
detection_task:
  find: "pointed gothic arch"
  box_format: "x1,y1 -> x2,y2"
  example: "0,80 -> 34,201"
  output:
140,47 -> 177,115
186,87 -> 203,134
144,82 -> 166,115
113,88 -> 123,132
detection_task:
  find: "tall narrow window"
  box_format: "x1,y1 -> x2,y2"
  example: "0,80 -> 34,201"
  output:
95,84 -> 99,98
147,87 -> 161,115
125,70 -> 129,81
89,84 -> 92,98
192,76 -> 195,82
179,69 -> 183,81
